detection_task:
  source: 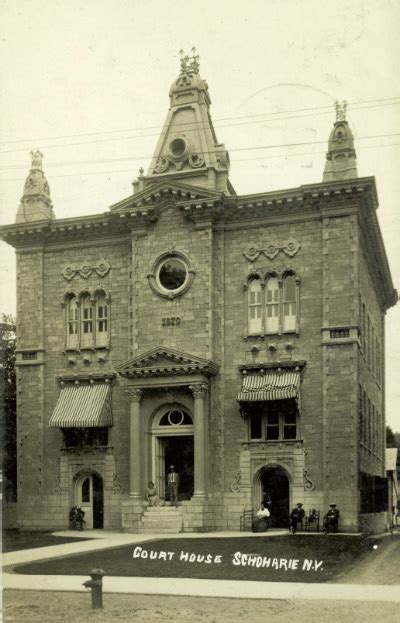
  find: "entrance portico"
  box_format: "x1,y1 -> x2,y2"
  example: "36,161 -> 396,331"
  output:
118,347 -> 218,529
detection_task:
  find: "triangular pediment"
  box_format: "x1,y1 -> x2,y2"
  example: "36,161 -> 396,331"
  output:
109,179 -> 226,213
117,346 -> 219,378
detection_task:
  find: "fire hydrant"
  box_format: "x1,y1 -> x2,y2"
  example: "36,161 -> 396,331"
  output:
83,568 -> 105,609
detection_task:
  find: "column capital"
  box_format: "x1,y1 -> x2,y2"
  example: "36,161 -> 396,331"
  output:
126,388 -> 143,402
189,383 -> 208,399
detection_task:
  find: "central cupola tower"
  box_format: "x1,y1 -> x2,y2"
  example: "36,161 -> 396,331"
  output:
133,49 -> 234,195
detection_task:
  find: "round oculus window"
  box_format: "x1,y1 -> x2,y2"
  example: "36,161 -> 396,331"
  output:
149,251 -> 195,299
157,257 -> 187,292
169,137 -> 188,159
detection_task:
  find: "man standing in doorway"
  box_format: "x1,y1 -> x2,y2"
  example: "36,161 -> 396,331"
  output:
167,465 -> 179,506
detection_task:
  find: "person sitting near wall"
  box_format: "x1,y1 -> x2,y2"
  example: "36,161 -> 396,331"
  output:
254,503 -> 270,532
147,481 -> 161,507
289,502 -> 305,534
323,503 -> 340,533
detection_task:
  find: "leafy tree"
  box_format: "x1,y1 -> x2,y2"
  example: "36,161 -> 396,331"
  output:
0,314 -> 17,501
386,425 -> 396,447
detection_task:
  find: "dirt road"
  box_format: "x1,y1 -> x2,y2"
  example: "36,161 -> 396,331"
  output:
2,590 -> 399,623
336,537 -> 400,585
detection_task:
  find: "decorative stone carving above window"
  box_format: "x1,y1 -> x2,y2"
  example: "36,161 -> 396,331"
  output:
62,259 -> 110,281
243,238 -> 301,262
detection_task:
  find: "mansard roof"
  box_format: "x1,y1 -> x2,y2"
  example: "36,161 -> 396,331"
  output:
117,346 -> 219,378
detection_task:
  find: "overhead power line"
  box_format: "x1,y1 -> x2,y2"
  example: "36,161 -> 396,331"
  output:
0,131 -> 399,172
0,140 -> 399,182
1,96 -> 399,150
2,101 -> 400,156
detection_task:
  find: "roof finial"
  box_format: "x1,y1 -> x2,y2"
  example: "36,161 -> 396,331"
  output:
179,47 -> 200,75
30,150 -> 43,170
335,100 -> 347,122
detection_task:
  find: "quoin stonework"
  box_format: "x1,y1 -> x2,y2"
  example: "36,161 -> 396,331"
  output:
1,52 -> 397,534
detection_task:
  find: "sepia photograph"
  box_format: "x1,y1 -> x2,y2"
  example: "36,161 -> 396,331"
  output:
1,1 -> 399,621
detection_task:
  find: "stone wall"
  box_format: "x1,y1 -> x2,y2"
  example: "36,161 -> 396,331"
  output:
320,212 -> 360,531
359,512 -> 387,535
358,243 -> 385,478
221,218 -> 324,504
12,191 -> 390,534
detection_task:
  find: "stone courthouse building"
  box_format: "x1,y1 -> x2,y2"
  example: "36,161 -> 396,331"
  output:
1,53 -> 397,533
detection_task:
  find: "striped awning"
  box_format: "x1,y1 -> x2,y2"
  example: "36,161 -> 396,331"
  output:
238,370 -> 300,402
49,384 -> 112,428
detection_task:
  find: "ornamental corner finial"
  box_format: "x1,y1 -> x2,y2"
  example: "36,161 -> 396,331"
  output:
179,47 -> 200,75
335,100 -> 347,122
30,150 -> 43,169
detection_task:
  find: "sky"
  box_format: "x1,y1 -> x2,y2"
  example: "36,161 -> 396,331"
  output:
0,0 -> 399,429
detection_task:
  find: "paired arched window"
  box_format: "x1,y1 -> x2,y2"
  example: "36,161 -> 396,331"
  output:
246,271 -> 300,336
64,289 -> 110,349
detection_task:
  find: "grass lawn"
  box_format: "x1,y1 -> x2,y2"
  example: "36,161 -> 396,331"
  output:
14,535 -> 372,583
2,530 -> 92,553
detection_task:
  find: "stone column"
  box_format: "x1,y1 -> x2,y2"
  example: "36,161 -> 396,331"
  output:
126,388 -> 142,498
189,384 -> 207,498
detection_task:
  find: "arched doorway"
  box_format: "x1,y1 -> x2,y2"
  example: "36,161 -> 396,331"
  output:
151,405 -> 194,502
74,472 -> 104,529
259,466 -> 290,528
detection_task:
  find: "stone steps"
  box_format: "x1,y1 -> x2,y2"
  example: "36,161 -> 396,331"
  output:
139,506 -> 183,533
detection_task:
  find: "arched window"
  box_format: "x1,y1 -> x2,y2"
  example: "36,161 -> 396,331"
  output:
159,408 -> 193,426
246,270 -> 300,336
95,291 -> 109,347
265,277 -> 280,333
282,274 -> 297,332
248,278 -> 262,335
81,294 -> 93,348
66,295 -> 79,349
